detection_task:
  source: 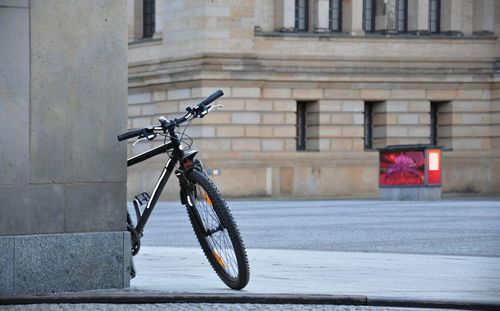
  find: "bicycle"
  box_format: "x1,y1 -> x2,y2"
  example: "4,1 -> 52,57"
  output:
117,90 -> 250,290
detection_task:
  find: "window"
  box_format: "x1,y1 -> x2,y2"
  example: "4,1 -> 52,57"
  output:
329,0 -> 342,32
430,102 -> 438,145
295,0 -> 309,31
364,102 -> 374,150
430,101 -> 449,146
296,101 -> 319,151
363,0 -> 375,32
143,0 -> 155,38
396,0 -> 407,33
297,102 -> 307,150
429,0 -> 441,33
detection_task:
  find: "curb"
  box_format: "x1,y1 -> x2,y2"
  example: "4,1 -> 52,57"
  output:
1,293 -> 500,310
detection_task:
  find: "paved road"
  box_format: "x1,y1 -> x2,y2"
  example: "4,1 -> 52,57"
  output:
131,199 -> 500,257
0,304 -> 462,311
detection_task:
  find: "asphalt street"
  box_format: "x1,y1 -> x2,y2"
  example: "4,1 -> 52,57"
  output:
131,199 -> 500,257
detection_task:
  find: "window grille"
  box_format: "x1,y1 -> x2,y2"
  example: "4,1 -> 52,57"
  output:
329,0 -> 342,32
364,102 -> 374,150
143,0 -> 155,38
363,0 -> 375,32
295,0 -> 309,31
429,0 -> 441,33
297,102 -> 307,151
396,0 -> 407,33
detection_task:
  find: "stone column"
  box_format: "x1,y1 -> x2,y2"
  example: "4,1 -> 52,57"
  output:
128,0 -> 143,41
127,0 -> 135,41
274,0 -> 295,31
0,0 -> 129,295
441,0 -> 462,35
473,0 -> 495,35
154,0 -> 163,38
314,0 -> 330,32
408,0 -> 429,34
342,0 -> 364,35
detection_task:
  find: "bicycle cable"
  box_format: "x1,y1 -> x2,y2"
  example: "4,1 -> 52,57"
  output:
163,115 -> 194,159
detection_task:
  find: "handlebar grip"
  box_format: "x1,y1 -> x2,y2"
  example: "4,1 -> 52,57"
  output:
117,128 -> 144,141
197,90 -> 224,108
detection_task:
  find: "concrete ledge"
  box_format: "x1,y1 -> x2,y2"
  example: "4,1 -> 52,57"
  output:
1,293 -> 499,310
380,187 -> 441,200
0,232 -> 130,295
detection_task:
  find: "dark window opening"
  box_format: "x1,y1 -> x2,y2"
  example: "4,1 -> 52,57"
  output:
295,0 -> 309,31
396,0 -> 407,33
329,0 -> 342,32
430,102 -> 438,145
364,102 -> 374,150
363,0 -> 376,32
296,102 -> 307,151
430,101 -> 445,146
429,0 -> 441,33
143,0 -> 155,38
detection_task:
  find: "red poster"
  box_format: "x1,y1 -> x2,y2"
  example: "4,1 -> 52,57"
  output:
380,151 -> 425,186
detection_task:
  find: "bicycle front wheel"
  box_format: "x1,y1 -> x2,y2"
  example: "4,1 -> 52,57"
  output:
184,169 -> 249,290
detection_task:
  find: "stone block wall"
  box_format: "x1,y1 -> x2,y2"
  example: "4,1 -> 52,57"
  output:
126,79 -> 498,198
372,100 -> 431,147
0,0 -> 129,294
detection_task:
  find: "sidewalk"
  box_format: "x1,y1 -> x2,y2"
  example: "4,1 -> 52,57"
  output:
2,246 -> 500,309
131,246 -> 500,303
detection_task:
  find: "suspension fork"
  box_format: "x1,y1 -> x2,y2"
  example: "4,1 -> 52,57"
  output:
176,159 -> 212,236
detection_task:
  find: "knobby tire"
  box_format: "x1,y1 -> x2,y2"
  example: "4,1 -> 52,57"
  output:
185,169 -> 250,290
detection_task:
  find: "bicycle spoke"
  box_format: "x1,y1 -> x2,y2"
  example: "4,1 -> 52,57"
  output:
208,231 -> 232,270
198,189 -> 221,228
213,231 -> 238,275
208,234 -> 238,277
192,186 -> 239,278
219,231 -> 238,263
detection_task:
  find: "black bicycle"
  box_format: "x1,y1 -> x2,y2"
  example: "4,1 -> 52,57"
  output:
117,90 -> 249,290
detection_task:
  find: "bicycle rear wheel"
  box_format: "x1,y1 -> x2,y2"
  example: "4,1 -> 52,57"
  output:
184,169 -> 249,290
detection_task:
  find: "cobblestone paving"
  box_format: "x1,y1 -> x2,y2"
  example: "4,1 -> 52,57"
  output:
0,304 -> 460,311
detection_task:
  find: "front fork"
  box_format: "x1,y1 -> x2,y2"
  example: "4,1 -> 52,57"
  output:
176,159 -> 212,236
176,158 -> 204,204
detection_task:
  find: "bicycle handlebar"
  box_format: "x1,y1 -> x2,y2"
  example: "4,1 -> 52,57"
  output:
117,128 -> 146,141
117,90 -> 224,142
197,90 -> 224,110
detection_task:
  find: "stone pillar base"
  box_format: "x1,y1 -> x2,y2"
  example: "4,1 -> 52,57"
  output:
0,232 -> 130,295
380,187 -> 441,201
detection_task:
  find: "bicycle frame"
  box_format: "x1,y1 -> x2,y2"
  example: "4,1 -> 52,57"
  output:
127,132 -> 198,235
127,142 -> 176,234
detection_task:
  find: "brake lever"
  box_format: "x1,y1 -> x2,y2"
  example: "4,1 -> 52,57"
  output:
132,133 -> 156,146
133,137 -> 148,147
208,104 -> 224,112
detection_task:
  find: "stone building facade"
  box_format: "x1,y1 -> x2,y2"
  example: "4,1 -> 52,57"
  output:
127,0 -> 500,199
